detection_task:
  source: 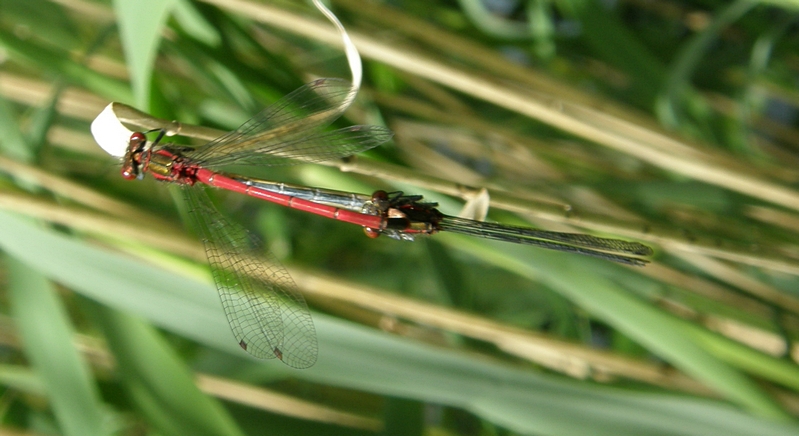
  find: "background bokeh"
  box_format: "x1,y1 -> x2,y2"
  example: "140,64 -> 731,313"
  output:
1,0 -> 799,435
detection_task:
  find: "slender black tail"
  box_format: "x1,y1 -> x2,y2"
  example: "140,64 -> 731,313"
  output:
437,216 -> 652,266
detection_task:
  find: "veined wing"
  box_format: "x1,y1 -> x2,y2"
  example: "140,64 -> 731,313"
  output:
188,78 -> 384,167
202,124 -> 393,167
183,185 -> 318,368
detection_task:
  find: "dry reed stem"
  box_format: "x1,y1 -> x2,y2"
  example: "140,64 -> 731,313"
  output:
195,374 -> 382,431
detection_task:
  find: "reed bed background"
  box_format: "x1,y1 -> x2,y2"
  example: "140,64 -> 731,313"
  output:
1,0 -> 799,435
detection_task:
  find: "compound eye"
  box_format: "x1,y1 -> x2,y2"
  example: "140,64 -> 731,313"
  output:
128,132 -> 147,151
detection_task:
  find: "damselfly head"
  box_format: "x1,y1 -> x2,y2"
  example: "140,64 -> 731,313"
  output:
120,132 -> 148,180
91,103 -> 133,158
128,132 -> 147,150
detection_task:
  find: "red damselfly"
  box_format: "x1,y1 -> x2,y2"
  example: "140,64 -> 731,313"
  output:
92,79 -> 652,369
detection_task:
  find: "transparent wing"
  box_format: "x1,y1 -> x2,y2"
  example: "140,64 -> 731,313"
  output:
187,78 -> 390,167
183,186 -> 318,368
204,125 -> 393,167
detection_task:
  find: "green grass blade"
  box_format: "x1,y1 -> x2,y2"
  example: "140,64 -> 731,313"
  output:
656,0 -> 756,129
442,233 -> 788,419
7,254 -> 108,436
0,364 -> 45,395
0,28 -> 132,101
91,304 -> 245,436
172,0 -> 220,46
0,211 -> 796,435
112,0 -> 178,107
557,0 -> 666,106
0,97 -> 33,163
688,324 -> 799,391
